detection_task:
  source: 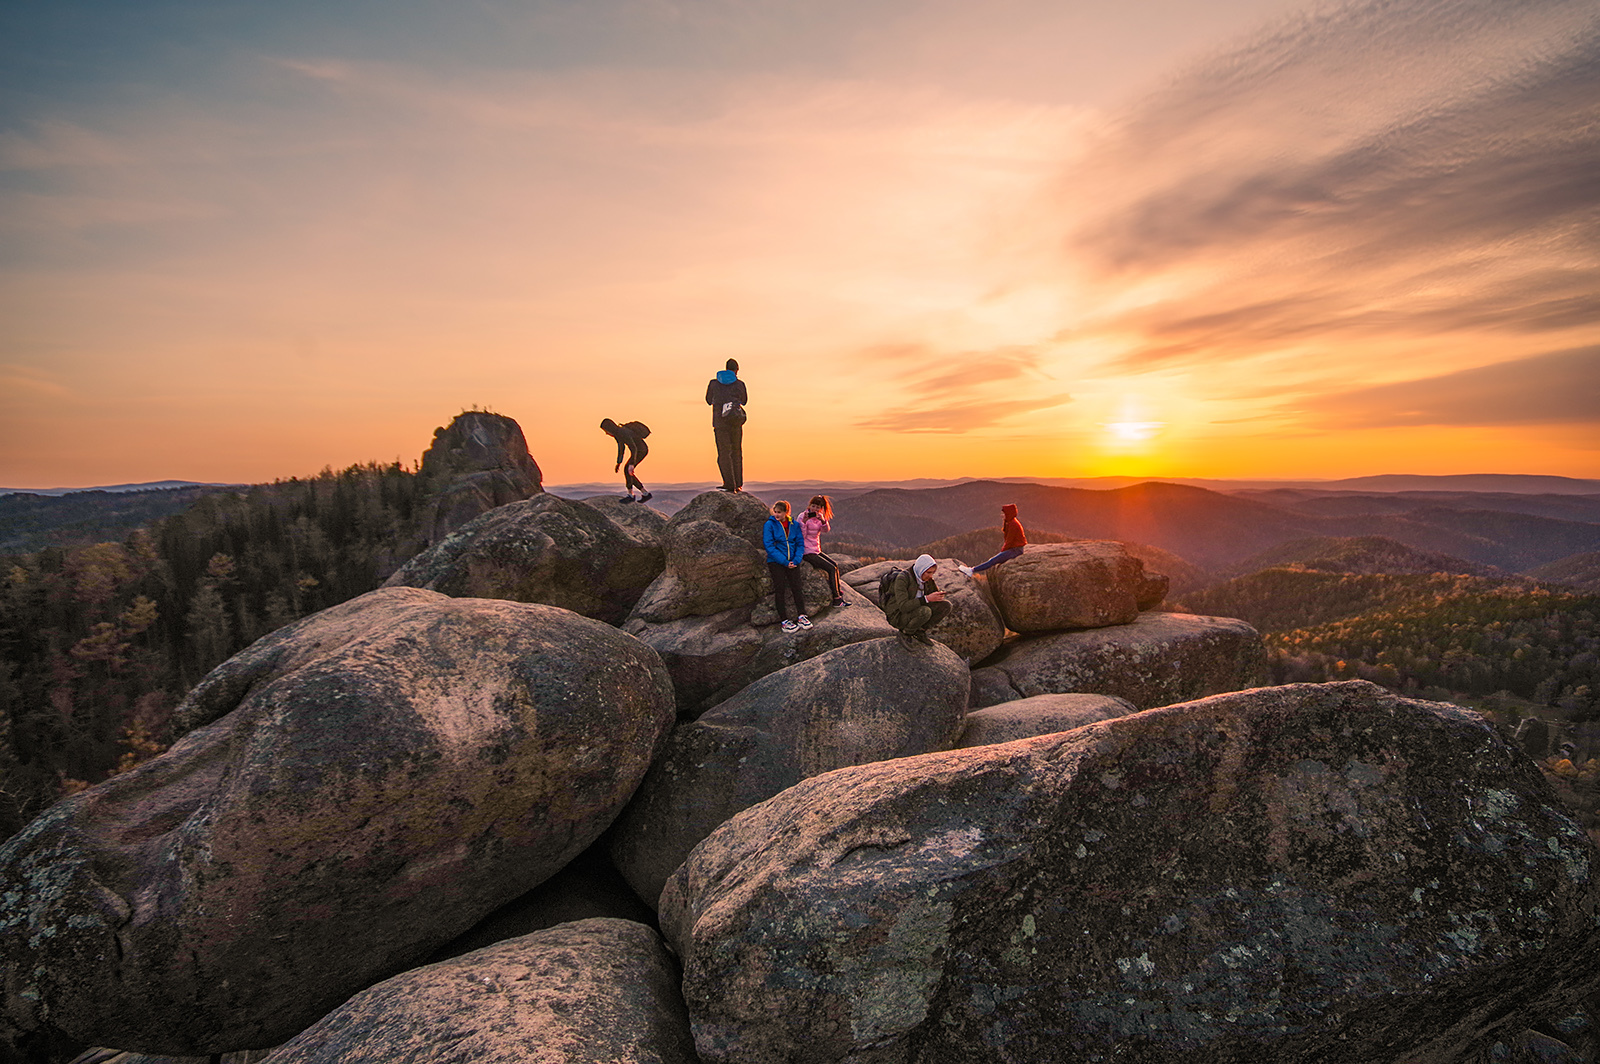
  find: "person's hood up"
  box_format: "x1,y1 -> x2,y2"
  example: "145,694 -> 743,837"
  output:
1002,504 -> 1018,518
716,369 -> 738,384
912,554 -> 937,581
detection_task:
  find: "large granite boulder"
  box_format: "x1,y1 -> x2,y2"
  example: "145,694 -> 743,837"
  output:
956,692 -> 1136,748
384,494 -> 665,625
985,541 -> 1151,632
660,681 -> 1600,1064
970,611 -> 1265,710
610,636 -> 969,908
417,412 -> 544,543
626,588 -> 895,716
844,559 -> 1006,664
628,491 -> 770,623
262,920 -> 697,1064
0,588 -> 675,1055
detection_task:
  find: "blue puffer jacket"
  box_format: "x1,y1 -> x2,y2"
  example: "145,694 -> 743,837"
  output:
763,515 -> 804,565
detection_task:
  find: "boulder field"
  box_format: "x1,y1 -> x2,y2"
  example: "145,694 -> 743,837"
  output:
5,481 -> 1597,1063
0,588 -> 674,1055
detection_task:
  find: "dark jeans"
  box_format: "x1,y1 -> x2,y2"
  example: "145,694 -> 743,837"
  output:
803,552 -> 841,599
622,461 -> 646,494
972,547 -> 1023,573
768,561 -> 806,620
714,420 -> 743,490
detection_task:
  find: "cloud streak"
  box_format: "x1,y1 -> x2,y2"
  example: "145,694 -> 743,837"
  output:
1297,346 -> 1600,428
1056,0 -> 1600,381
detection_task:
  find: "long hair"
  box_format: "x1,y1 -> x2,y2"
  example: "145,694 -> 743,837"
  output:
807,494 -> 832,520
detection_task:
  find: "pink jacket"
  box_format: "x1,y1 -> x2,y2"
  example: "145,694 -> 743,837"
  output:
799,511 -> 830,555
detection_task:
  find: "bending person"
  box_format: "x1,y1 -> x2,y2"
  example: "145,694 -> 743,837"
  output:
600,418 -> 652,503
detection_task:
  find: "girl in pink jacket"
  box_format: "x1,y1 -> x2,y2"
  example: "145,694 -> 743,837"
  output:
799,494 -> 846,608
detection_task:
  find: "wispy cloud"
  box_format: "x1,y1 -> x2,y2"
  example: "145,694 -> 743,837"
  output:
853,343 -> 1072,431
1056,0 -> 1600,379
1297,346 -> 1600,428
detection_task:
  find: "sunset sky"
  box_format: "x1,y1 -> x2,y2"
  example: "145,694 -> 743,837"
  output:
2,0 -> 1596,489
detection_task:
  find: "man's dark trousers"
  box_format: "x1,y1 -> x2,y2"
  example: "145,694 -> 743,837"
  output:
715,420 -> 743,490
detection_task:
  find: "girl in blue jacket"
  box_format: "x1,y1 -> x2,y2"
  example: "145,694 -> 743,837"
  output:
763,500 -> 810,632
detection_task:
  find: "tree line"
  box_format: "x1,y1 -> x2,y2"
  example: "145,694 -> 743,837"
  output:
0,462 -> 432,837
1177,568 -> 1600,718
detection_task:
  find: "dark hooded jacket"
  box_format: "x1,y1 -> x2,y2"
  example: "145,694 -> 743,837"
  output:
706,369 -> 748,426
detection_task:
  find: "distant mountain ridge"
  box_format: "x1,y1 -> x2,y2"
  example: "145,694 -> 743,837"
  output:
827,480 -> 1600,575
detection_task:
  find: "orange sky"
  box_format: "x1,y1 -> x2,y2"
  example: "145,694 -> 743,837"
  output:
1,0 -> 1596,489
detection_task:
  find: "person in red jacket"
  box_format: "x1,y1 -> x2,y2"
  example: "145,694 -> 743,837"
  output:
958,503 -> 1026,577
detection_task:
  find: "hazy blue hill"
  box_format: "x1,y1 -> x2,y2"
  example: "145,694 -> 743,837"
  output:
1527,552 -> 1600,593
1242,489 -> 1600,525
1226,536 -> 1509,581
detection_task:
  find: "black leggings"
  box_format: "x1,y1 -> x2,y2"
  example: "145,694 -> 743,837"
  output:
768,562 -> 806,620
622,461 -> 646,494
803,553 -> 841,599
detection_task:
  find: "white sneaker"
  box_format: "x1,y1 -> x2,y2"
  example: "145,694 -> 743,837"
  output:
958,565 -> 975,577
781,619 -> 799,633
796,615 -> 813,630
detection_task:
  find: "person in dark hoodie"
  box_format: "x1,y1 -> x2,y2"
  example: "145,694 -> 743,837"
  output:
705,358 -> 747,492
600,418 -> 652,503
958,503 -> 1027,577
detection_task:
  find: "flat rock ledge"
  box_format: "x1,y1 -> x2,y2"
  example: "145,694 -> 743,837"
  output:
970,611 -> 1265,710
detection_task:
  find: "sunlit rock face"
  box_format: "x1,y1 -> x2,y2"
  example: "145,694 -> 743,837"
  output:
969,611 -> 1265,710
262,919 -> 698,1064
609,635 -> 969,909
0,588 -> 674,1055
985,541 -> 1151,633
385,493 -> 665,625
661,681 -> 1600,1064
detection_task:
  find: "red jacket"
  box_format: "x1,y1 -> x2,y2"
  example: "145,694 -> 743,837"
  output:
1001,504 -> 1027,552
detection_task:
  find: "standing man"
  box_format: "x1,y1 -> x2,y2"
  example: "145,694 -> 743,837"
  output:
706,358 -> 747,492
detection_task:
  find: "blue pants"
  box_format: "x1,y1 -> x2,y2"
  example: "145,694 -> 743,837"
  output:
972,547 -> 1023,573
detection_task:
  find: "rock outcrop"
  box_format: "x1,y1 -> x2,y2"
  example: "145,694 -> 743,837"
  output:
629,593 -> 897,716
0,588 -> 675,1054
383,494 -> 665,625
626,492 -> 897,714
984,541 -> 1151,633
845,559 -> 1005,664
969,611 -> 1265,710
261,919 -> 697,1064
660,681 -> 1600,1064
628,491 -> 770,623
609,636 -> 969,908
956,692 -> 1136,747
417,412 -> 544,543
